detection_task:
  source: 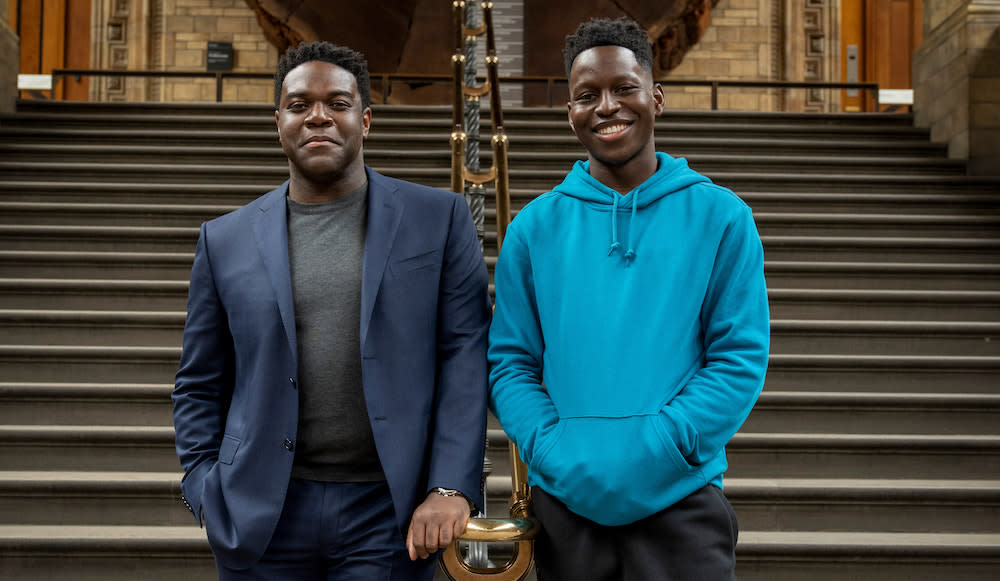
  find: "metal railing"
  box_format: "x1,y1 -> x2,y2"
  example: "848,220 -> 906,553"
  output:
49,68 -> 882,111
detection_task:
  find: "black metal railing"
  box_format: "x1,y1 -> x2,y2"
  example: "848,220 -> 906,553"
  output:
49,68 -> 882,111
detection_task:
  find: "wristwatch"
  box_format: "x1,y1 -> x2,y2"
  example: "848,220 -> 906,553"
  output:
431,487 -> 476,513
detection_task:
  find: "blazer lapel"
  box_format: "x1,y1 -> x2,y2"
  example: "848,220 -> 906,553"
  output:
361,169 -> 403,347
251,183 -> 298,364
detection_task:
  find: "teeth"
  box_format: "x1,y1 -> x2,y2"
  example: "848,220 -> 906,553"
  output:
597,124 -> 627,135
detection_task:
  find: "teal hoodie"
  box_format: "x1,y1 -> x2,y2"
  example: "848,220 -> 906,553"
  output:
488,152 -> 769,526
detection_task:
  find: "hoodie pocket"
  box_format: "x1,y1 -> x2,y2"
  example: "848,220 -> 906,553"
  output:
527,420 -> 565,473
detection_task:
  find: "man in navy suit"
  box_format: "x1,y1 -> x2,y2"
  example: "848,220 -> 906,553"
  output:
172,41 -> 491,580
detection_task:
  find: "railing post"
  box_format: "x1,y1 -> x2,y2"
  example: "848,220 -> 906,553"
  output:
216,72 -> 223,103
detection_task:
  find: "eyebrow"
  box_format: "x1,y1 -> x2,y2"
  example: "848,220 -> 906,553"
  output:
283,89 -> 355,102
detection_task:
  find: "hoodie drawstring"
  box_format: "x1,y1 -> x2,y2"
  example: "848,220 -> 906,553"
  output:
624,190 -> 638,264
608,191 -> 638,265
608,193 -> 621,256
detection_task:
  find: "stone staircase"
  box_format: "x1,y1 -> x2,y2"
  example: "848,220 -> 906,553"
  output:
0,100 -> 998,580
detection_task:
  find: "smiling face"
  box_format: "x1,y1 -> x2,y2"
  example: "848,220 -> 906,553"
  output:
275,60 -> 372,202
567,45 -> 664,193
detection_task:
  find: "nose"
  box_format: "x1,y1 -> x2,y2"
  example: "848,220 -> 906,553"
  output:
595,90 -> 620,116
304,102 -> 332,126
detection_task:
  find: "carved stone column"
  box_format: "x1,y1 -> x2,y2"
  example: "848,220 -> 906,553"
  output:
785,0 -> 841,112
914,0 -> 1000,175
91,0 -> 154,102
0,0 -> 18,112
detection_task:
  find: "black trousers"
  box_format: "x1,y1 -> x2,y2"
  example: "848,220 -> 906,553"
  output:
532,484 -> 738,581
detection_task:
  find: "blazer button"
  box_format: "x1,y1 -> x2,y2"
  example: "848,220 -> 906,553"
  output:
288,377 -> 296,389
283,438 -> 295,451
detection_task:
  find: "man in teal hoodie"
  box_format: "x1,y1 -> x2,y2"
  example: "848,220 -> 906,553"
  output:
488,17 -> 770,580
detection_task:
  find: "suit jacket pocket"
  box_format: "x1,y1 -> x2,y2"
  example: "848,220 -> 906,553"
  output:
218,434 -> 241,465
389,249 -> 441,275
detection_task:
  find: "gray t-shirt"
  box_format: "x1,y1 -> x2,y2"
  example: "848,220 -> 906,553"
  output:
286,183 -> 384,482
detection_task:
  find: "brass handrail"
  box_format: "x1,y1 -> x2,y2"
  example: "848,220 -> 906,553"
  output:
441,3 -> 534,579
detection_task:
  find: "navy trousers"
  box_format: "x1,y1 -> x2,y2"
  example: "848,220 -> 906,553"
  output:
531,484 -> 739,581
214,479 -> 436,581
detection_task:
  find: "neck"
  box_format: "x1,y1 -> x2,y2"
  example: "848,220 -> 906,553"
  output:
589,151 -> 658,196
287,164 -> 367,203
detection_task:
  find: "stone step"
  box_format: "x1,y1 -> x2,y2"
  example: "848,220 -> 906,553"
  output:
0,525 -> 214,581
768,319 -> 1000,356
1,347 -> 997,389
0,471 -> 187,526
3,471 -> 997,536
0,127 -> 948,156
0,309 -> 184,347
733,531 -> 1000,581
495,209 -> 1000,238
4,279 -> 995,322
743,392 -> 1000,434
727,433 -> 1000,479
762,354 -> 1000,392
0,201 -> 237,227
2,423 -> 997,477
3,173 -> 997,205
0,157 -> 970,194
0,225 -> 198,253
761,261 -> 1000,290
494,234 -> 1000,263
2,310 -> 996,356
487,429 -> 1000,483
5,201 -> 998,242
4,224 -> 996,263
0,278 -> 188,311
0,383 -> 173,426
0,180 -> 270,205
8,249 -> 999,286
481,477 -> 1000,534
0,526 -> 997,581
0,426 -> 179,471
6,101 -> 923,129
0,251 -> 192,279
0,345 -> 179,383
5,180 -> 998,210
767,289 -> 1000,321
0,143 -> 965,177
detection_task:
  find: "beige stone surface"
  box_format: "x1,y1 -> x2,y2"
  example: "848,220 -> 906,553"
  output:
914,0 -> 999,173
0,18 -> 15,113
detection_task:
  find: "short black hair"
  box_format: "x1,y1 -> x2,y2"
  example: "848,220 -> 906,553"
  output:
274,41 -> 371,109
563,17 -> 654,77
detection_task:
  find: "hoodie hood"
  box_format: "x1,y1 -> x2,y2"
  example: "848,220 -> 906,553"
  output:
552,152 -> 710,263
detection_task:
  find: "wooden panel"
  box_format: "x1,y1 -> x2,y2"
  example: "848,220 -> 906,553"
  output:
18,0 -> 42,74
40,0 -> 65,74
840,0 -> 865,111
865,0 -> 921,111
889,0 -> 913,88
63,0 -> 91,101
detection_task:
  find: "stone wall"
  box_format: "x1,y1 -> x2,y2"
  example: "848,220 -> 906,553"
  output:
161,0 -> 278,103
670,0 -> 841,112
913,0 -> 1000,175
91,0 -> 278,103
88,0 -> 852,112
0,0 -> 17,112
667,0 -> 781,110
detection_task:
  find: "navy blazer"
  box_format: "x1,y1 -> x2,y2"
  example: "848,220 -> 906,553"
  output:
172,167 -> 491,569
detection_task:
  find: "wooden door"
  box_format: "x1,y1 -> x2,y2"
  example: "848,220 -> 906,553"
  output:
9,0 -> 91,100
841,0 -> 923,112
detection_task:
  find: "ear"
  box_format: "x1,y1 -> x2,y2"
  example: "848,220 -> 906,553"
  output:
274,109 -> 281,143
652,83 -> 665,115
567,101 -> 575,132
361,107 -> 372,139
